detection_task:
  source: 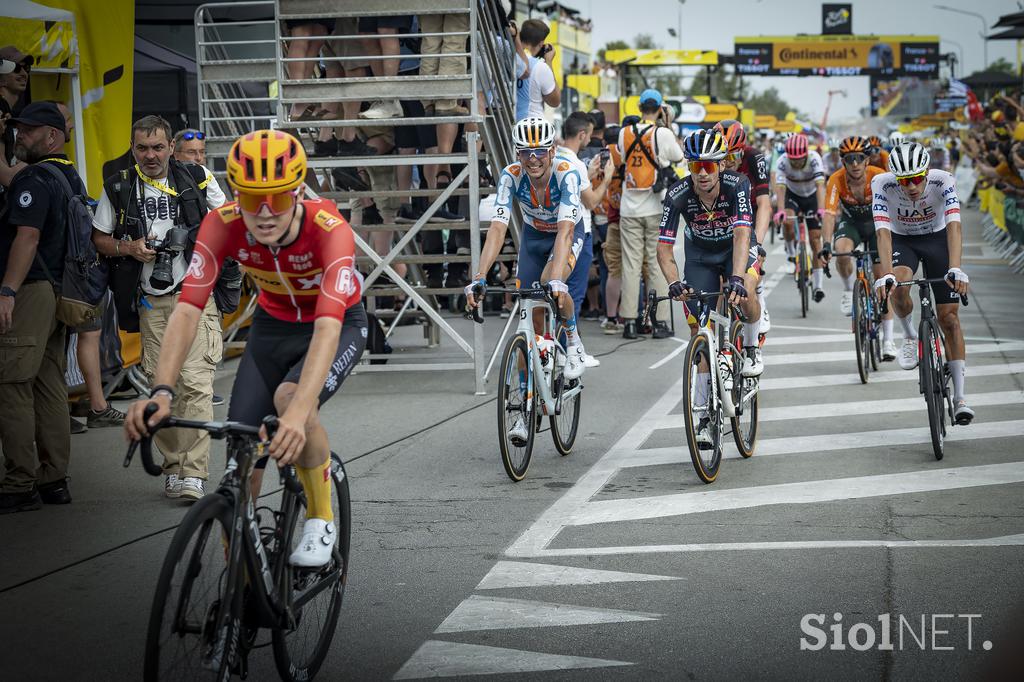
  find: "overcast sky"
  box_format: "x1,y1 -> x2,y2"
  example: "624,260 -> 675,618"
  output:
582,0 -> 1020,122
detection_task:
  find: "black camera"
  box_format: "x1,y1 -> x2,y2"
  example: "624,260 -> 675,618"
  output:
147,226 -> 189,290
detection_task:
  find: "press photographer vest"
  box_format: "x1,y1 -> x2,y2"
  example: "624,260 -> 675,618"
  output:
104,160 -> 209,332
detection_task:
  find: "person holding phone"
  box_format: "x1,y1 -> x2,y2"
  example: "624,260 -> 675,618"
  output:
515,19 -> 561,120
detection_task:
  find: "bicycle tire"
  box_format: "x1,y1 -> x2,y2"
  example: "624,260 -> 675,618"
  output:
852,280 -> 870,384
919,321 -> 945,460
549,344 -> 581,456
272,453 -> 350,681
729,321 -> 758,458
797,243 -> 809,318
682,334 -> 722,483
498,333 -> 536,481
144,493 -> 238,682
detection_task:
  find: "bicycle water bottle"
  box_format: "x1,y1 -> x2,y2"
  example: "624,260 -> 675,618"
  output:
717,349 -> 733,393
536,335 -> 553,378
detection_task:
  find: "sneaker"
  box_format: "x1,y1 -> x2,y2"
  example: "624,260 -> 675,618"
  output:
508,414 -> 529,445
882,339 -> 898,361
87,405 -> 126,428
212,394 -> 225,407
0,489 -> 42,514
622,321 -> 638,339
954,400 -> 975,426
652,321 -> 673,339
331,167 -> 369,192
337,138 -> 378,156
164,474 -> 182,499
898,338 -> 919,370
601,318 -> 622,335
289,518 -> 337,568
840,291 -> 853,317
564,345 -> 587,379
70,416 -> 87,434
395,203 -> 424,224
311,138 -> 339,157
38,478 -> 72,504
426,206 -> 464,223
741,347 -> 764,377
358,99 -> 402,119
434,104 -> 470,116
583,353 -> 601,368
581,308 -> 602,321
178,477 -> 205,501
813,288 -> 826,303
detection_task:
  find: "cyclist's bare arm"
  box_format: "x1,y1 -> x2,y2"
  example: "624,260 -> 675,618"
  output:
821,210 -> 836,245
815,180 -> 826,210
656,241 -> 680,287
731,225 -> 752,288
754,194 -> 772,244
774,184 -> 788,215
466,219 -> 509,307
945,220 -> 967,295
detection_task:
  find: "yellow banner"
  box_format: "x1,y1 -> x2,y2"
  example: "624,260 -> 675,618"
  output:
2,12 -> 76,69
755,114 -> 778,128
703,103 -> 740,122
775,120 -> 797,133
740,108 -> 755,128
606,49 -> 718,66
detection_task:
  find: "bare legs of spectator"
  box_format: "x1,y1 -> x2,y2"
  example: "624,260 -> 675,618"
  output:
360,28 -> 402,119
286,23 -> 327,120
76,330 -> 108,413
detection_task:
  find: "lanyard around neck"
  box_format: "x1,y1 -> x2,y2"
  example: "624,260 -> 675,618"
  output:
135,164 -> 177,197
40,156 -> 73,166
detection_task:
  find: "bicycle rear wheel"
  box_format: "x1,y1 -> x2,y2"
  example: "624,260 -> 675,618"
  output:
272,453 -> 350,681
797,243 -> 809,318
852,280 -> 870,384
145,493 -> 238,682
682,334 -> 722,483
729,321 -> 758,458
498,333 -> 536,481
549,343 -> 581,456
919,320 -> 946,460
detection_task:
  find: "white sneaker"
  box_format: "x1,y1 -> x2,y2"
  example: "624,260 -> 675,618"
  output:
882,339 -> 898,361
358,99 -> 402,119
741,347 -> 764,377
164,474 -> 181,499
583,353 -> 601,368
508,414 -> 529,445
289,518 -> 337,568
840,291 -> 853,317
898,337 -> 919,370
179,477 -> 205,501
564,345 -> 586,380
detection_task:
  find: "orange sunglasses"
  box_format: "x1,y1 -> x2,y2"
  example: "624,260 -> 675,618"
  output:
235,189 -> 300,215
896,172 -> 927,187
688,160 -> 719,175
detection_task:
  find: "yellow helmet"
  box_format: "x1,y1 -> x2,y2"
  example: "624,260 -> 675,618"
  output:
226,129 -> 307,194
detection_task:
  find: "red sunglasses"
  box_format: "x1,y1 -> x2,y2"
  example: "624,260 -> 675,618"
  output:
235,189 -> 299,215
688,160 -> 718,175
896,172 -> 927,187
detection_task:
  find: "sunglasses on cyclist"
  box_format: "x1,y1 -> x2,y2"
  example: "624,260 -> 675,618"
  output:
181,131 -> 205,141
517,147 -> 550,161
725,151 -> 744,164
235,189 -> 299,215
688,160 -> 719,175
842,153 -> 867,165
896,172 -> 928,187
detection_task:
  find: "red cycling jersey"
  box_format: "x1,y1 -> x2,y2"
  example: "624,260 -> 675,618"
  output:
181,198 -> 362,323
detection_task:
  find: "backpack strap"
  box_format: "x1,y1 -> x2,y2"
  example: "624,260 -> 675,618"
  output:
631,123 -> 662,170
31,162 -> 78,287
170,160 -> 208,228
104,168 -> 135,239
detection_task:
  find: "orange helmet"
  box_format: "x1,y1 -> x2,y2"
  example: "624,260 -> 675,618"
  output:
866,135 -> 883,150
712,119 -> 747,152
227,129 -> 307,194
838,136 -> 869,155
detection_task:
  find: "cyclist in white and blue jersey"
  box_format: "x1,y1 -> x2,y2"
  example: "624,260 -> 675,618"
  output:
465,117 -> 588,383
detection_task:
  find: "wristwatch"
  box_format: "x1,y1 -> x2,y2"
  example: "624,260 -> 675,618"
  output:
0,286 -> 16,298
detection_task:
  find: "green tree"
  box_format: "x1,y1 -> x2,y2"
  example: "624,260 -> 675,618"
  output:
634,33 -> 659,50
967,57 -> 1015,77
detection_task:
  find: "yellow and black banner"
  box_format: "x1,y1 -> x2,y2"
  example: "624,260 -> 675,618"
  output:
734,34 -> 939,78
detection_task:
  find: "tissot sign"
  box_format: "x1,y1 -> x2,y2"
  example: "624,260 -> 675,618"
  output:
735,35 -> 939,77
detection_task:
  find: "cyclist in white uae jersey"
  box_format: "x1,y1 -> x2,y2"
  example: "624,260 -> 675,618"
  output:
872,142 -> 974,424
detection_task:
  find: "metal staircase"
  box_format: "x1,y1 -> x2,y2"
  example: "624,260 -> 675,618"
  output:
195,0 -> 521,393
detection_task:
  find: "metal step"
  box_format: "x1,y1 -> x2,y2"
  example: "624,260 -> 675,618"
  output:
355,222 -> 483,232
325,187 -> 495,200
199,58 -> 276,82
356,253 -> 514,265
278,0 -> 469,19
281,75 -> 474,103
365,287 -> 475,297
276,114 -> 479,130
309,152 -> 486,169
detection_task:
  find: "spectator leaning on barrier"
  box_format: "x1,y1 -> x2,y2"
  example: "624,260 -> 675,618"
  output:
0,102 -> 82,513
515,19 -> 560,120
91,115 -> 229,502
616,89 -> 682,339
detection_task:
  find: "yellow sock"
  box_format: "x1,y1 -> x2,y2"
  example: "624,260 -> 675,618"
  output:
296,458 -> 333,521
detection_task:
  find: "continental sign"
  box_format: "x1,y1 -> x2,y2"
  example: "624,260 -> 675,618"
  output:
734,35 -> 939,77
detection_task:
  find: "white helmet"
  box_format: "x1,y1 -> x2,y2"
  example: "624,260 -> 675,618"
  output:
889,131 -> 907,147
512,117 -> 555,150
888,142 -> 930,177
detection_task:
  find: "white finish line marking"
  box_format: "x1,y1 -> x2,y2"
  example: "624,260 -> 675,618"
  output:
476,561 -> 680,590
758,361 -> 1024,391
392,641 -> 631,679
434,595 -> 660,633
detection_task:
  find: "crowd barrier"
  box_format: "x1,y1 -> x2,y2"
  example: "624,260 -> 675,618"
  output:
978,177 -> 1024,275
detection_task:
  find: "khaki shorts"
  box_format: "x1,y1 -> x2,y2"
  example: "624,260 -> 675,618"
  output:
365,165 -> 400,213
604,221 -> 622,277
324,18 -> 369,72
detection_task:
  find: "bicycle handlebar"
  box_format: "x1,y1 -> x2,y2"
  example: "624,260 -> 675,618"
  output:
465,283 -> 558,325
892,276 -> 969,307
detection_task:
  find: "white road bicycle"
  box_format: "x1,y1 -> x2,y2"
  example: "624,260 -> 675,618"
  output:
469,284 -> 583,481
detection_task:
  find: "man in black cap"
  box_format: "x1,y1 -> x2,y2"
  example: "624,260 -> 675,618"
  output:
0,101 -> 83,513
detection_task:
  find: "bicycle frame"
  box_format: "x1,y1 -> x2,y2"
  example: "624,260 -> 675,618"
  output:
514,297 -> 583,418
689,298 -> 743,419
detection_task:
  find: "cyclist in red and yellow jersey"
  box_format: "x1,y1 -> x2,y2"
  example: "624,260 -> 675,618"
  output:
127,129 -> 366,567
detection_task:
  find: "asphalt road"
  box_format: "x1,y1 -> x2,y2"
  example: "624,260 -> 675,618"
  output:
1,206 -> 1022,681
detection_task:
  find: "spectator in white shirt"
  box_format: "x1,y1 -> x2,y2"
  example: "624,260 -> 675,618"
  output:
515,19 -> 560,120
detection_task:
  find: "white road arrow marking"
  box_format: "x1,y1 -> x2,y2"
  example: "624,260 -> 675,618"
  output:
476,561 -> 680,590
434,595 -> 660,633
392,640 -> 632,679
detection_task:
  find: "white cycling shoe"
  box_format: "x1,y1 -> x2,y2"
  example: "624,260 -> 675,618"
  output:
508,414 -> 529,445
840,291 -> 853,317
898,337 -> 919,370
289,518 -> 336,568
882,339 -> 898,361
954,401 -> 975,426
741,347 -> 764,377
563,345 -> 587,380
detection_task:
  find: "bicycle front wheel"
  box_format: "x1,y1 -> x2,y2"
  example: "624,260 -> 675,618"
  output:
919,321 -> 946,460
145,493 -> 238,682
549,343 -> 581,456
272,453 -> 350,681
729,321 -> 758,458
682,334 -> 722,483
852,280 -> 870,384
498,333 -> 536,481
797,243 -> 809,318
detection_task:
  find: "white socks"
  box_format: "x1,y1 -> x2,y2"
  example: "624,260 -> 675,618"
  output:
743,322 -> 759,348
812,268 -> 824,290
882,318 -> 894,344
695,372 -> 710,407
898,314 -> 917,339
948,359 -> 966,402
843,273 -> 855,292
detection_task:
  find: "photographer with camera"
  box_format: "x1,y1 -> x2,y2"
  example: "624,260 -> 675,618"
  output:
616,89 -> 683,339
92,115 -> 230,501
515,19 -> 561,120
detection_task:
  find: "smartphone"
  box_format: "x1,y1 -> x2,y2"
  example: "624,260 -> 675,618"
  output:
599,148 -> 611,164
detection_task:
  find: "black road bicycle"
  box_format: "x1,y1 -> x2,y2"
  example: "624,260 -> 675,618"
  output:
826,249 -> 883,383
125,406 -> 350,681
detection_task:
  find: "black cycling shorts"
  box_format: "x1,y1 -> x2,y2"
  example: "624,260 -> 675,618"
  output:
228,303 -> 368,467
833,220 -> 880,265
682,239 -> 758,297
785,192 -> 821,230
891,230 -> 959,304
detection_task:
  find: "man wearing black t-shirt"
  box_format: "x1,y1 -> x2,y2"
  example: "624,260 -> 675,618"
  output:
0,101 -> 80,513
